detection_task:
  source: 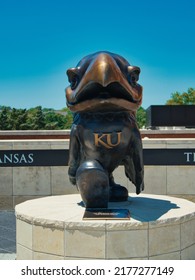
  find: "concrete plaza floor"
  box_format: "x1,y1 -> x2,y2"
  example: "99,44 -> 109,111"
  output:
0,211 -> 16,260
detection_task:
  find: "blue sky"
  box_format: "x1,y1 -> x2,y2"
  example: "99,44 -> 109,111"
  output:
0,0 -> 195,109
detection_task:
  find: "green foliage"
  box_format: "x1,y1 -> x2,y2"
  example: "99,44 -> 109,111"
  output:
0,107 -> 11,130
44,108 -> 72,129
166,88 -> 195,105
30,106 -> 46,129
136,106 -> 146,128
62,108 -> 74,129
0,104 -> 147,130
3,88 -> 194,130
10,108 -> 29,130
0,106 -> 73,130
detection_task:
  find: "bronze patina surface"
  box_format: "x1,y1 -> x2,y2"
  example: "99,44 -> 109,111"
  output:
65,51 -> 144,208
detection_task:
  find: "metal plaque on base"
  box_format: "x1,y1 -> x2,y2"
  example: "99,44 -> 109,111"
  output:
83,209 -> 130,220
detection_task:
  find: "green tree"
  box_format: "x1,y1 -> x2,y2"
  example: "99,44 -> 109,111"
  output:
29,106 -> 46,129
61,108 -> 73,129
44,110 -> 65,129
10,108 -> 29,130
166,88 -> 195,105
0,107 -> 11,130
136,106 -> 146,128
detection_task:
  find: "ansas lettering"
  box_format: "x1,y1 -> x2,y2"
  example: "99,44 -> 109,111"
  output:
0,153 -> 34,164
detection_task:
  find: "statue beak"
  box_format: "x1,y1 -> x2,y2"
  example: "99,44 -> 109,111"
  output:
66,52 -> 142,112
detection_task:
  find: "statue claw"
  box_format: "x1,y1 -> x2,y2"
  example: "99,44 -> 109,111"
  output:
109,184 -> 128,202
136,182 -> 144,195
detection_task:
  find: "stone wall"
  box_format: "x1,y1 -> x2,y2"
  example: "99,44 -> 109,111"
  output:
0,138 -> 195,209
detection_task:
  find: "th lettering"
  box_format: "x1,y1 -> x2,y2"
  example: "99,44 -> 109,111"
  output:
184,152 -> 195,162
94,132 -> 122,149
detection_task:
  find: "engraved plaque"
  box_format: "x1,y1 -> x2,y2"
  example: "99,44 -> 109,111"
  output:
83,209 -> 130,220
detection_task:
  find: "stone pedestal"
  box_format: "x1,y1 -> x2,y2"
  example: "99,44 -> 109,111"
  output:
15,194 -> 195,260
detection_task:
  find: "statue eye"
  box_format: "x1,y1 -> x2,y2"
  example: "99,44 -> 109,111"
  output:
70,74 -> 79,90
130,73 -> 137,86
127,66 -> 140,87
67,68 -> 80,90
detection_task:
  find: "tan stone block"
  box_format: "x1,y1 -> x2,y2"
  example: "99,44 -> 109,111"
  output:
51,166 -> 77,195
113,166 -> 128,188
170,194 -> 195,203
0,167 -> 13,195
181,244 -> 195,260
126,180 -> 135,193
125,165 -> 167,195
113,166 -> 136,194
166,140 -> 195,149
0,196 -> 13,209
167,166 -> 195,194
149,224 -> 180,256
65,229 -> 105,258
181,218 -> 195,249
106,229 -> 148,259
16,244 -> 33,260
33,225 -> 64,256
17,219 -> 32,249
65,256 -> 102,259
143,139 -> 167,149
126,257 -> 148,260
14,193 -> 195,260
106,220 -> 148,231
13,167 -> 51,195
0,141 -> 13,150
51,140 -> 69,149
33,252 -> 64,260
144,166 -> 167,195
14,195 -> 43,207
149,251 -> 180,260
13,141 -> 51,150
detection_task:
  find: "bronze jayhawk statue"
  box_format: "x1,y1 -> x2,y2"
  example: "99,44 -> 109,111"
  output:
65,51 -> 144,208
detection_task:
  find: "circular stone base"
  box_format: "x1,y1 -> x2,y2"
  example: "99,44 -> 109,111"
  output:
15,194 -> 195,260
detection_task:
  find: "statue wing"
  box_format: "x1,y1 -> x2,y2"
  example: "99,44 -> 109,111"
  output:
123,133 -> 144,194
68,124 -> 80,185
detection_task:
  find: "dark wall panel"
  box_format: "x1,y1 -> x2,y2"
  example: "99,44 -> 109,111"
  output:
146,105 -> 195,127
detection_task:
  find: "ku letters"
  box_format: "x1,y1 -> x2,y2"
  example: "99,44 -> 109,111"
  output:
93,132 -> 122,149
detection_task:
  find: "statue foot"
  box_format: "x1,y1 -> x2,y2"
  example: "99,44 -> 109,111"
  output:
109,184 -> 128,202
76,160 -> 109,208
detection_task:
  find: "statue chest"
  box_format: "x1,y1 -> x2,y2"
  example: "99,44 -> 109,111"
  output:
75,116 -> 134,154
